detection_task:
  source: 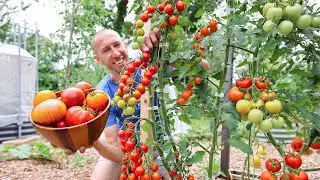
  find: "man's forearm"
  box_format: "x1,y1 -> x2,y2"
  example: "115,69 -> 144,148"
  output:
93,138 -> 123,163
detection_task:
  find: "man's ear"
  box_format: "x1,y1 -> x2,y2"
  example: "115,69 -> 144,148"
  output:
94,55 -> 102,65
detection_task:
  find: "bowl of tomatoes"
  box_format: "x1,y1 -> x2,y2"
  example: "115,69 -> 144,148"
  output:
29,82 -> 110,151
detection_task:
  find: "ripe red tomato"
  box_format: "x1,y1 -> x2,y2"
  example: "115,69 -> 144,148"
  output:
194,77 -> 201,84
265,158 -> 281,173
255,76 -> 270,90
130,151 -> 140,162
140,12 -> 149,22
125,140 -> 136,151
118,130 -> 125,138
86,90 -> 109,111
128,173 -> 138,180
209,20 -> 218,29
55,120 -> 67,128
195,33 -> 202,40
141,173 -> 151,180
291,170 -> 308,180
134,59 -> 142,67
157,4 -> 164,12
227,87 -> 244,103
177,97 -> 186,105
74,81 -> 93,95
187,175 -> 195,180
132,90 -> 142,99
176,1 -> 186,12
134,166 -> 145,176
200,27 -> 210,37
291,137 -> 303,152
236,77 -> 252,89
120,173 -> 128,180
150,163 -> 159,171
152,172 -> 161,180
164,4 -> 174,15
141,144 -> 148,153
142,52 -> 150,62
170,169 -> 178,176
169,15 -> 179,26
144,71 -> 153,80
147,5 -> 155,13
260,171 -> 277,180
182,90 -> 191,100
127,64 -> 136,73
136,84 -> 146,94
61,87 -> 85,107
121,75 -> 129,84
120,164 -> 127,172
66,108 -> 93,126
174,152 -> 180,158
149,66 -> 158,75
311,138 -> 320,149
141,77 -> 150,86
285,154 -> 302,168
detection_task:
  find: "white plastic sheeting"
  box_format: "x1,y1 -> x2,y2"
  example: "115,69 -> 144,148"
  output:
0,44 -> 37,127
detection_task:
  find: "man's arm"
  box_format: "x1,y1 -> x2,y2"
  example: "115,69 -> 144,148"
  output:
93,124 -> 123,163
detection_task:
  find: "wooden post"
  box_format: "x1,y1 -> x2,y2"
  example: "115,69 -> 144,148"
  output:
220,46 -> 234,177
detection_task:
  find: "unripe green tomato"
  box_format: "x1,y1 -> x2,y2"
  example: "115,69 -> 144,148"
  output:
248,109 -> 264,124
113,95 -> 122,104
263,20 -> 276,32
135,20 -> 144,28
259,119 -> 273,132
263,3 -> 275,17
311,17 -> 320,27
266,7 -> 283,20
284,3 -> 302,20
117,99 -> 126,109
132,42 -> 141,50
137,36 -> 144,44
296,15 -> 312,29
271,116 -> 285,128
136,28 -> 145,36
278,20 -> 293,35
123,106 -> 135,115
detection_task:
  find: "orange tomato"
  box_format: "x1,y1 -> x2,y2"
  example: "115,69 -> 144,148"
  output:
33,90 -> 57,107
31,99 -> 66,125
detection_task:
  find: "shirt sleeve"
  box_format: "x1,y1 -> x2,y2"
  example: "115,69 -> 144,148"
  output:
106,106 -> 117,127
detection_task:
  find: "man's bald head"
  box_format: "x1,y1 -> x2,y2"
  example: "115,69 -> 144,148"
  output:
91,29 -> 122,54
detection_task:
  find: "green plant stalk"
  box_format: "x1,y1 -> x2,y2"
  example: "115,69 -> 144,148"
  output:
265,132 -> 285,156
157,32 -> 178,154
208,118 -> 217,179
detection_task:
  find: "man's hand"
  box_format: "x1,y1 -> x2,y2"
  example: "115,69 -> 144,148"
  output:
50,143 -> 89,155
140,28 -> 161,52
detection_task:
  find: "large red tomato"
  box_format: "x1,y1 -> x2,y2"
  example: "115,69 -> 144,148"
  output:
65,107 -> 93,126
74,81 -> 93,95
31,99 -> 67,125
86,90 -> 109,111
311,138 -> 320,149
236,77 -> 252,89
61,87 -> 85,107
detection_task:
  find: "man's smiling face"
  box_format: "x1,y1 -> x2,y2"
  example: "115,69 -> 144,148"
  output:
93,30 -> 129,75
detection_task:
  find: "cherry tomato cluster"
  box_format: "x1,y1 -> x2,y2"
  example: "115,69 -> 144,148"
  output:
192,20 -> 219,60
157,0 -> 186,29
176,76 -> 201,106
227,76 -> 285,132
132,5 -> 156,50
118,122 -> 162,180
112,52 -> 158,116
168,152 -> 195,180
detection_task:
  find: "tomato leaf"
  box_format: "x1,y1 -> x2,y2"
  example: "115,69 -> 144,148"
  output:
237,59 -> 249,67
179,113 -> 191,124
296,106 -> 320,130
229,136 -> 253,155
195,8 -> 204,18
186,151 -> 205,164
290,69 -> 313,77
32,141 -> 51,159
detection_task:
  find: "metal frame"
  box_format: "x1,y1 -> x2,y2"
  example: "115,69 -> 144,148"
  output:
3,20 -> 39,140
